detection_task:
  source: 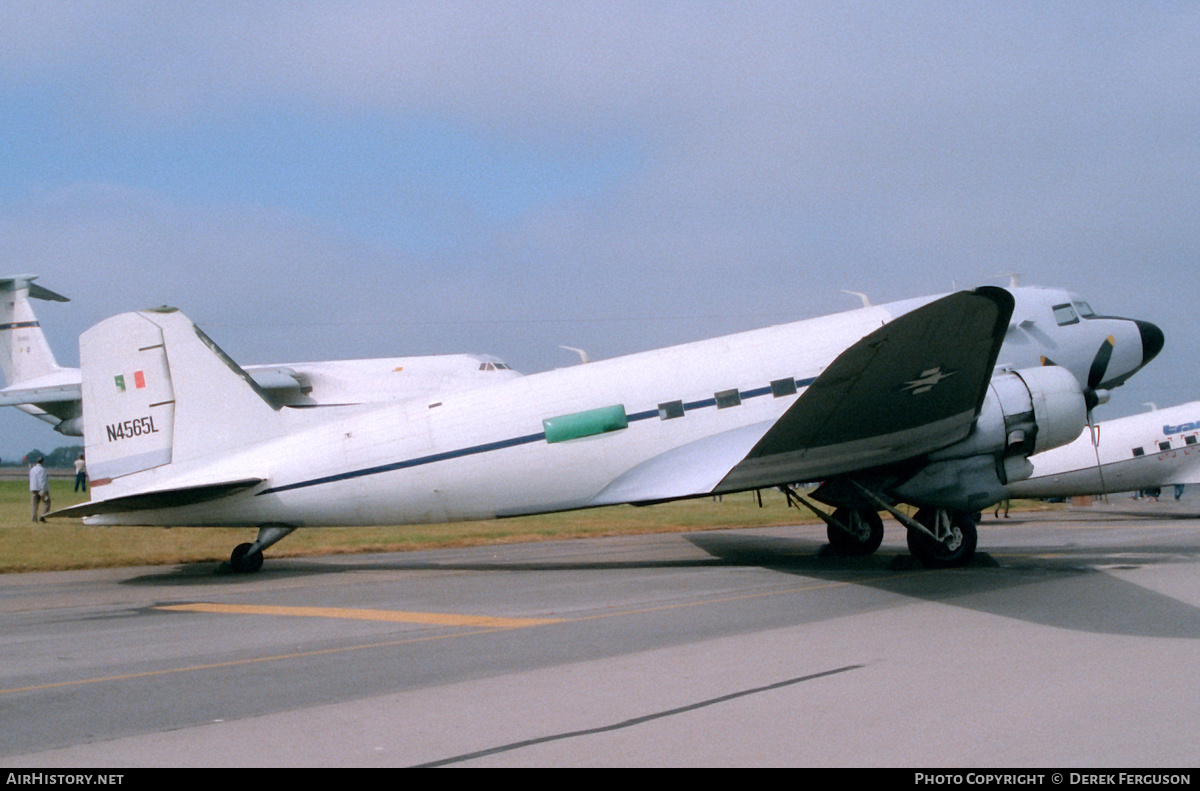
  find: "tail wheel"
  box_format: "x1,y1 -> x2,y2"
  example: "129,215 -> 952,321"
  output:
827,507 -> 884,556
230,542 -> 264,574
907,508 -> 977,568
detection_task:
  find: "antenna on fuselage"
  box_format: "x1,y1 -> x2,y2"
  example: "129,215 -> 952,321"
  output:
560,346 -> 590,364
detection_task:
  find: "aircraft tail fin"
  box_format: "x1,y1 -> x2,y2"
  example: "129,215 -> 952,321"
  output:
81,307 -> 284,486
0,274 -> 69,386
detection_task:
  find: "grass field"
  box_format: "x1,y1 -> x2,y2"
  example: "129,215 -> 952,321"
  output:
0,480 -> 831,573
0,480 -> 1062,573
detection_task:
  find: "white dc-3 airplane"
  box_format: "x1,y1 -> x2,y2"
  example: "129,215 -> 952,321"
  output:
1006,401 -> 1200,500
0,275 -> 1164,572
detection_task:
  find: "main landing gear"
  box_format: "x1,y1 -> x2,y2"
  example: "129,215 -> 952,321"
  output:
840,483 -> 979,568
826,507 -> 884,556
228,524 -> 297,574
783,484 -> 979,567
838,503 -> 978,567
905,507 -> 977,568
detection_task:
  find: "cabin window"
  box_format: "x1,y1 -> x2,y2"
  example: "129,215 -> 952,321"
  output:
771,378 -> 798,397
1132,447 -> 1145,457
658,400 -> 685,420
1186,436 -> 1198,446
1052,303 -> 1080,326
715,389 -> 742,409
1160,441 -> 1172,452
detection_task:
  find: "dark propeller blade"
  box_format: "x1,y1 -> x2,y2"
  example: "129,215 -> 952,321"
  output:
1087,335 -> 1115,390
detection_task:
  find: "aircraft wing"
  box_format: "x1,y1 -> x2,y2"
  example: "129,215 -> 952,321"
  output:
592,287 -> 1014,504
0,372 -> 311,407
0,368 -> 311,436
0,383 -> 82,407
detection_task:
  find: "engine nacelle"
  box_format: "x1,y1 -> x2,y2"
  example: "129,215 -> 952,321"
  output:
54,416 -> 84,436
892,366 -> 1088,510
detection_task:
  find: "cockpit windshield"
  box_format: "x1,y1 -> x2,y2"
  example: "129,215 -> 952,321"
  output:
1052,303 -> 1080,326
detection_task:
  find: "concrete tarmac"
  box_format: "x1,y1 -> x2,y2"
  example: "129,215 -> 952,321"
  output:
2,503 -> 1199,767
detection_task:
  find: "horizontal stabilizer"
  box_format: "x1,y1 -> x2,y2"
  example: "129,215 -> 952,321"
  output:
246,366 -> 305,391
49,478 -> 263,518
27,282 -> 70,303
0,275 -> 70,303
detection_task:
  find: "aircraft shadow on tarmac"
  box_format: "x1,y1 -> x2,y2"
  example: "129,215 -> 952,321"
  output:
117,521 -> 1200,641
685,530 -> 1200,641
119,551 -> 730,584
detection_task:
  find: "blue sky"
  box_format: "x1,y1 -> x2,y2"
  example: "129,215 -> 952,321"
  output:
2,2 -> 1199,458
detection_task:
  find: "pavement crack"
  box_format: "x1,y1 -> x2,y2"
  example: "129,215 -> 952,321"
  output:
415,663 -> 864,767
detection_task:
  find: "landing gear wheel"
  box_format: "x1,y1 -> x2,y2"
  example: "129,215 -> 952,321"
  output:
827,508 -> 884,556
230,542 -> 264,574
907,508 -> 977,568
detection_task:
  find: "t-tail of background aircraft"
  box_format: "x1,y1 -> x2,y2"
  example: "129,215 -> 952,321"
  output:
47,285 -> 1161,572
0,275 -> 81,435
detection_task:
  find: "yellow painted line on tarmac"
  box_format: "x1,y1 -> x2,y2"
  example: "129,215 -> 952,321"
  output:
158,602 -> 563,628
0,576 -> 887,697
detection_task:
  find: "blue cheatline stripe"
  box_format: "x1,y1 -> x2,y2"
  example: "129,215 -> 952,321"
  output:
259,374 -> 818,496
260,432 -> 548,495
0,321 -> 39,331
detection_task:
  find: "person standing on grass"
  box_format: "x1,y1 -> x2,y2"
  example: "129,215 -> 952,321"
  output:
30,457 -> 50,522
74,454 -> 87,492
